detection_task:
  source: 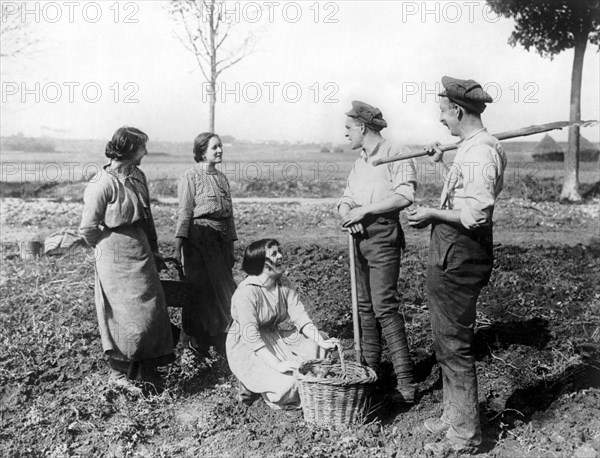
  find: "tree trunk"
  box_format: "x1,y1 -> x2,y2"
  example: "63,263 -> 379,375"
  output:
209,82 -> 216,134
208,0 -> 216,133
560,32 -> 587,202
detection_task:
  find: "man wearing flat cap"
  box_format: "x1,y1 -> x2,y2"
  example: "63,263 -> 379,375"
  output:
408,76 -> 507,453
338,100 -> 418,403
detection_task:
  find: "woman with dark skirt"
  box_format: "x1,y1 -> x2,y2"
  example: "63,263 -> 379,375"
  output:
174,132 -> 237,358
79,126 -> 175,394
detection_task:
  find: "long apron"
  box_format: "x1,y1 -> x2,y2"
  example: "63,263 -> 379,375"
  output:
94,223 -> 174,368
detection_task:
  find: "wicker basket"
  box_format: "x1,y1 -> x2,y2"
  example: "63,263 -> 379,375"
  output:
295,345 -> 377,425
160,257 -> 194,308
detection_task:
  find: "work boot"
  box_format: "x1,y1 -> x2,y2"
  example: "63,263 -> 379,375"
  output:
391,381 -> 417,404
108,369 -> 142,397
138,365 -> 166,395
424,417 -> 450,435
188,338 -> 211,360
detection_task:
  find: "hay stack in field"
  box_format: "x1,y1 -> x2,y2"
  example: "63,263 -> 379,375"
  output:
579,136 -> 600,162
533,134 -> 600,162
532,134 -> 564,162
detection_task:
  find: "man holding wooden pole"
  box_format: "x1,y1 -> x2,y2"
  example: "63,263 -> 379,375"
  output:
338,101 -> 418,404
407,76 -> 507,454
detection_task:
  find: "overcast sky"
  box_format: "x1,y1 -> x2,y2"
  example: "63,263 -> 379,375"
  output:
1,0 -> 599,145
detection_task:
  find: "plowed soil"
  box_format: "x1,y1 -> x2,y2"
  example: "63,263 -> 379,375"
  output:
1,195 -> 599,457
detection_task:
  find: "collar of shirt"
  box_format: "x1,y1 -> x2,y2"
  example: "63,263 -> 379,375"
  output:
243,275 -> 273,288
459,128 -> 487,150
452,128 -> 488,165
242,274 -> 290,288
105,161 -> 140,181
359,137 -> 385,162
195,161 -> 218,175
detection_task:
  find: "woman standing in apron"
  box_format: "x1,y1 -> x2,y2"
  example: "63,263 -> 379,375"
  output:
80,126 -> 174,394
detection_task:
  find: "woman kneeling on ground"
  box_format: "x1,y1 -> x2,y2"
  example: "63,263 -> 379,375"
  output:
226,238 -> 338,410
79,126 -> 175,394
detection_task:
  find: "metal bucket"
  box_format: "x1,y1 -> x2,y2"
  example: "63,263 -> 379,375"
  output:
20,241 -> 42,260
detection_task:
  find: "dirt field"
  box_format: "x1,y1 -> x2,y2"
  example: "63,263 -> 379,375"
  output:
1,177 -> 599,457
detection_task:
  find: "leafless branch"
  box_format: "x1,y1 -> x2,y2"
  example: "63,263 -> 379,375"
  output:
169,0 -> 256,130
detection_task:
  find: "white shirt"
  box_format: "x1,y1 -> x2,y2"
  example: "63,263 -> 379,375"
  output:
441,129 -> 507,230
338,139 -> 417,209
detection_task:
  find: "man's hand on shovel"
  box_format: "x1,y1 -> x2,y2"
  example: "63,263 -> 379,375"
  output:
342,222 -> 365,235
341,206 -> 367,235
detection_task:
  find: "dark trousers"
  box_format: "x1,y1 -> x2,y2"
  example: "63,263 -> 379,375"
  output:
427,223 -> 493,446
354,213 -> 414,385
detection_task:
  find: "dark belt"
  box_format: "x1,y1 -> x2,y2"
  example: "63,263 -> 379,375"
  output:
432,222 -> 492,247
193,215 -> 225,221
362,210 -> 400,226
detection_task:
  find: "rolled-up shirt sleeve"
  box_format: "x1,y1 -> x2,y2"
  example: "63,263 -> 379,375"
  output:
175,171 -> 196,238
390,152 -> 417,203
79,177 -> 110,247
232,286 -> 266,352
459,146 -> 498,230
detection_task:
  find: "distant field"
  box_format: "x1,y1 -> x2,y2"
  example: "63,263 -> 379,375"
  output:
1,140 -> 598,186
0,142 -> 351,185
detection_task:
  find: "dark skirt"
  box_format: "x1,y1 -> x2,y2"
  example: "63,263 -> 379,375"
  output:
182,224 -> 236,350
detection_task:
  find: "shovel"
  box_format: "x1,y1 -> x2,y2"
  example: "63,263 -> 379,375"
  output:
348,232 -> 362,363
372,119 -> 599,166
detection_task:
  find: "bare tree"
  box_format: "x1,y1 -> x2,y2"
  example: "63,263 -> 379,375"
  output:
488,0 -> 600,202
169,0 -> 255,133
0,2 -> 38,58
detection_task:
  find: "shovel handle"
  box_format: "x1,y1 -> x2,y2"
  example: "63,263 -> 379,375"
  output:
348,233 -> 362,363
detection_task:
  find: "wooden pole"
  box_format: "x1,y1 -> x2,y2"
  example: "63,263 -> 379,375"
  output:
347,232 -> 362,363
372,120 -> 598,166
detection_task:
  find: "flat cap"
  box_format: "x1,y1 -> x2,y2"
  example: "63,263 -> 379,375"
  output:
438,76 -> 492,114
345,101 -> 387,131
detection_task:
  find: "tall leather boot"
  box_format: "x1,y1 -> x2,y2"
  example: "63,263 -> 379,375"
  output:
381,314 -> 417,403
